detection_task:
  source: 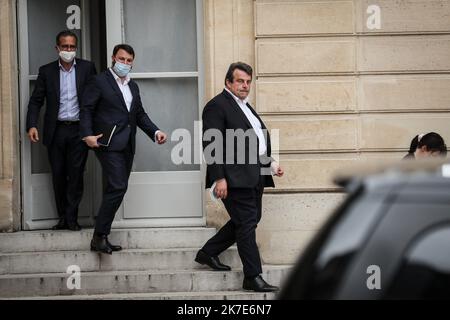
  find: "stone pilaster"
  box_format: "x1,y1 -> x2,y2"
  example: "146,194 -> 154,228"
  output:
0,0 -> 20,232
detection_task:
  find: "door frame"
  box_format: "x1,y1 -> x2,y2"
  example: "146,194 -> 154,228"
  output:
18,0 -> 207,230
18,0 -> 95,230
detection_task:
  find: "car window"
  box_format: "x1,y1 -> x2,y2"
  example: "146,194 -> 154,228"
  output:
311,195 -> 386,297
385,226 -> 450,299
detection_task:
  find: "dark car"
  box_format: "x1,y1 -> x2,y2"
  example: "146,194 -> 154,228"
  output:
279,160 -> 450,299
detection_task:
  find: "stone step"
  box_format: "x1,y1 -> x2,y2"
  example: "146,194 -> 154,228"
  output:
6,290 -> 278,300
0,247 -> 242,275
0,228 -> 217,253
0,265 -> 292,298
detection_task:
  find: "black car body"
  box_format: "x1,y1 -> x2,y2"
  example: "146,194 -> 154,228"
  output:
279,160 -> 450,299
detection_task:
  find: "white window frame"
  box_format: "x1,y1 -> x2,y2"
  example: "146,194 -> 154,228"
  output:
105,0 -> 206,228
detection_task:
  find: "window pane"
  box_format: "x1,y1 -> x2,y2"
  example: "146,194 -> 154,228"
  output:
27,0 -> 82,75
29,81 -> 51,174
132,78 -> 200,172
123,0 -> 198,73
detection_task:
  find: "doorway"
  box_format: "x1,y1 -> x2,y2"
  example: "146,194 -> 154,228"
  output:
18,0 -> 204,230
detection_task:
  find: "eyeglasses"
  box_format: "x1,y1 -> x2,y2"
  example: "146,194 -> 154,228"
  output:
59,45 -> 77,51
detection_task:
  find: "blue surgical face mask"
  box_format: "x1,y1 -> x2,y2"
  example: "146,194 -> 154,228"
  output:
113,60 -> 132,78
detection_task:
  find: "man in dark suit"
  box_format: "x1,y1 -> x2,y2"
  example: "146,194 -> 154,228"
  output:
26,30 -> 97,231
195,62 -> 284,292
80,44 -> 167,254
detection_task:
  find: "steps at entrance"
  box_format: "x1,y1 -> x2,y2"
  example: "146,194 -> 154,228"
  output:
0,228 -> 217,253
0,247 -> 242,275
0,266 -> 289,298
0,228 -> 293,300
9,291 -> 278,300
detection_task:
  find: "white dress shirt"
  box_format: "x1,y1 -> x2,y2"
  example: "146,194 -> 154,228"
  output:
109,68 -> 133,111
225,88 -> 267,156
58,60 -> 79,121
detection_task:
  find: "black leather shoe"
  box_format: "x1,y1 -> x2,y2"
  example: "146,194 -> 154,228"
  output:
67,223 -> 82,231
243,275 -> 279,292
106,237 -> 122,252
195,250 -> 231,271
90,234 -> 112,255
51,219 -> 67,230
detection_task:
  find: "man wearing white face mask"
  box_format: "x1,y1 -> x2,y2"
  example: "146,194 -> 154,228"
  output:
26,30 -> 97,231
80,44 -> 168,254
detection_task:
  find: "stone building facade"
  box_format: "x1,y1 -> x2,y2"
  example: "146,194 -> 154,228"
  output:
1,0 -> 450,265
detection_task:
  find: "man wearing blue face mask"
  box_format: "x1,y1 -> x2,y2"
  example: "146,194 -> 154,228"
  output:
26,30 -> 97,231
80,44 -> 168,254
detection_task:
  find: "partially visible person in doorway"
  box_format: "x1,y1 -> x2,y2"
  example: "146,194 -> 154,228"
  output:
403,132 -> 447,160
26,30 -> 97,231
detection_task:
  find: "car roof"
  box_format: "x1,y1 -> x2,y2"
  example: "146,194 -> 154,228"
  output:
333,158 -> 450,191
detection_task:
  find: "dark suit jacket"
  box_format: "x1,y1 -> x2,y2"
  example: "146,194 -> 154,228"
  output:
202,89 -> 275,189
80,70 -> 160,154
26,58 -> 97,146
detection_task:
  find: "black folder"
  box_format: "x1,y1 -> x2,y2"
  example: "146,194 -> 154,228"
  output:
94,123 -> 117,147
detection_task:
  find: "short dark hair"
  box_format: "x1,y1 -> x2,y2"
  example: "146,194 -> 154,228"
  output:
225,62 -> 253,85
112,44 -> 135,58
56,30 -> 78,46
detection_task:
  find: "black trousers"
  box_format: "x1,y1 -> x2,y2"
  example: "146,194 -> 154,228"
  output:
47,122 -> 88,226
201,176 -> 265,278
94,143 -> 134,235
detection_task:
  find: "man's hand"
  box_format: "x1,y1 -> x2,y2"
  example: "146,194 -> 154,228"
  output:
156,131 -> 168,145
214,178 -> 228,199
83,134 -> 103,148
28,127 -> 39,143
271,161 -> 284,177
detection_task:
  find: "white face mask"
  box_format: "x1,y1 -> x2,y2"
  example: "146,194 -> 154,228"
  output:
59,50 -> 76,63
113,60 -> 132,78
